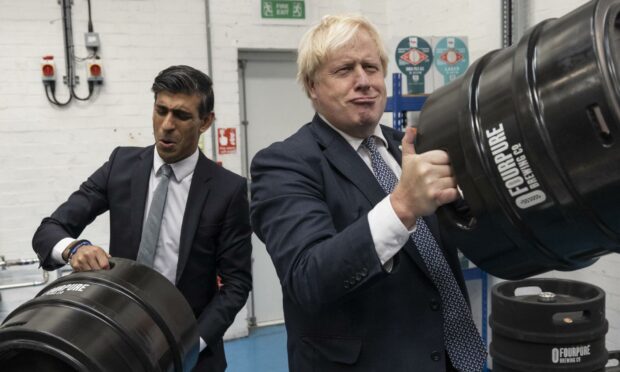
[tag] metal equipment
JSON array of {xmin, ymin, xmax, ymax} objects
[{"xmin": 0, "ymin": 256, "xmax": 49, "ymax": 291}]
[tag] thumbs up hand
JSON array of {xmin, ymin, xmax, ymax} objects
[{"xmin": 390, "ymin": 127, "xmax": 459, "ymax": 229}]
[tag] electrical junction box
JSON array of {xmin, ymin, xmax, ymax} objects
[{"xmin": 84, "ymin": 32, "xmax": 100, "ymax": 50}]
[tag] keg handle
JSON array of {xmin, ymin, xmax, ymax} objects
[
  {"xmin": 439, "ymin": 197, "xmax": 477, "ymax": 231},
  {"xmin": 607, "ymin": 350, "xmax": 620, "ymax": 371}
]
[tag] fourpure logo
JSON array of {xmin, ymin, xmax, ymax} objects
[
  {"xmin": 485, "ymin": 122, "xmax": 547, "ymax": 209},
  {"xmin": 43, "ymin": 283, "xmax": 91, "ymax": 296},
  {"xmin": 551, "ymin": 345, "xmax": 591, "ymax": 364}
]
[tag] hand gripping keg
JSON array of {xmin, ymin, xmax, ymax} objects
[
  {"xmin": 416, "ymin": 0, "xmax": 620, "ymax": 279},
  {"xmin": 0, "ymin": 258, "xmax": 199, "ymax": 372}
]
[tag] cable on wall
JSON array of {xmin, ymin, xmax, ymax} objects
[{"xmin": 43, "ymin": 0, "xmax": 103, "ymax": 107}]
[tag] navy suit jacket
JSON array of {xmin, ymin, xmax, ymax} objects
[
  {"xmin": 33, "ymin": 146, "xmax": 252, "ymax": 372},
  {"xmin": 251, "ymin": 115, "xmax": 467, "ymax": 372}
]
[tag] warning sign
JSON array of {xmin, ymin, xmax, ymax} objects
[{"xmin": 217, "ymin": 128, "xmax": 237, "ymax": 155}]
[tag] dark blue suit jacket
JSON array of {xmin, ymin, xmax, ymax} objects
[
  {"xmin": 251, "ymin": 115, "xmax": 466, "ymax": 372},
  {"xmin": 33, "ymin": 146, "xmax": 252, "ymax": 372}
]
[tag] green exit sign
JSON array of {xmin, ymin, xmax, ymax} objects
[{"xmin": 261, "ymin": 0, "xmax": 305, "ymax": 19}]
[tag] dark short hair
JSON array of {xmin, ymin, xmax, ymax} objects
[{"xmin": 151, "ymin": 65, "xmax": 214, "ymax": 119}]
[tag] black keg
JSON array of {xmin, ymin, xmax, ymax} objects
[
  {"xmin": 417, "ymin": 0, "xmax": 620, "ymax": 279},
  {"xmin": 489, "ymin": 278, "xmax": 616, "ymax": 371},
  {"xmin": 0, "ymin": 258, "xmax": 199, "ymax": 372}
]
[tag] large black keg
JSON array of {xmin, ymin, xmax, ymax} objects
[
  {"xmin": 0, "ymin": 258, "xmax": 198, "ymax": 371},
  {"xmin": 417, "ymin": 0, "xmax": 620, "ymax": 279},
  {"xmin": 490, "ymin": 278, "xmax": 619, "ymax": 371}
]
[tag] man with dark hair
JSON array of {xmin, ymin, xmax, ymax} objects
[{"xmin": 33, "ymin": 65, "xmax": 252, "ymax": 372}]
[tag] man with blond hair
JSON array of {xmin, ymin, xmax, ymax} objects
[{"xmin": 251, "ymin": 15, "xmax": 487, "ymax": 372}]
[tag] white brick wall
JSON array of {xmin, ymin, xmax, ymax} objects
[{"xmin": 1, "ymin": 0, "xmax": 619, "ymax": 354}]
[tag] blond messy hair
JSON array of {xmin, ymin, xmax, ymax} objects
[{"xmin": 297, "ymin": 14, "xmax": 388, "ymax": 97}]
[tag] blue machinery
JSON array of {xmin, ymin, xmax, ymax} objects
[{"xmin": 385, "ymin": 72, "xmax": 490, "ymax": 371}]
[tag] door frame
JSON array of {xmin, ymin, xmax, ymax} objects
[{"xmin": 237, "ymin": 49, "xmax": 298, "ymax": 326}]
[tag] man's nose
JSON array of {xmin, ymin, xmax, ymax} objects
[
  {"xmin": 161, "ymin": 113, "xmax": 175, "ymax": 130},
  {"xmin": 354, "ymin": 66, "xmax": 370, "ymax": 89}
]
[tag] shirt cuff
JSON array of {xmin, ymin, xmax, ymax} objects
[
  {"xmin": 199, "ymin": 337, "xmax": 207, "ymax": 352},
  {"xmin": 368, "ymin": 196, "xmax": 415, "ymax": 266},
  {"xmin": 51, "ymin": 237, "xmax": 76, "ymax": 264}
]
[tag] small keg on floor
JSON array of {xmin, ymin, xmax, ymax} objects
[
  {"xmin": 490, "ymin": 278, "xmax": 619, "ymax": 371},
  {"xmin": 0, "ymin": 258, "xmax": 199, "ymax": 372}
]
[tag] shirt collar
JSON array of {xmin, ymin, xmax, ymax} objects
[
  {"xmin": 318, "ymin": 113, "xmax": 388, "ymax": 151},
  {"xmin": 152, "ymin": 148, "xmax": 199, "ymax": 182}
]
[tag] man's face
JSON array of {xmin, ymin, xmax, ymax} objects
[
  {"xmin": 309, "ymin": 30, "xmax": 386, "ymax": 139},
  {"xmin": 152, "ymin": 91, "xmax": 213, "ymax": 164}
]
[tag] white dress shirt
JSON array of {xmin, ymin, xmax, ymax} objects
[
  {"xmin": 147, "ymin": 148, "xmax": 196, "ymax": 284},
  {"xmin": 319, "ymin": 115, "xmax": 414, "ymax": 269}
]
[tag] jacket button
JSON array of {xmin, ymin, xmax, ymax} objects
[
  {"xmin": 361, "ymin": 267, "xmax": 368, "ymax": 276},
  {"xmin": 430, "ymin": 299, "xmax": 440, "ymax": 311},
  {"xmin": 430, "ymin": 351, "xmax": 441, "ymax": 362},
  {"xmin": 344, "ymin": 280, "xmax": 351, "ymax": 289},
  {"xmin": 355, "ymin": 273, "xmax": 362, "ymax": 281}
]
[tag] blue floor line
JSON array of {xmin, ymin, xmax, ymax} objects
[{"xmin": 224, "ymin": 324, "xmax": 288, "ymax": 372}]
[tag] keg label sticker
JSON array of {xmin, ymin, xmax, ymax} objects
[
  {"xmin": 551, "ymin": 345, "xmax": 591, "ymax": 364},
  {"xmin": 42, "ymin": 283, "xmax": 91, "ymax": 296},
  {"xmin": 485, "ymin": 123, "xmax": 547, "ymax": 209}
]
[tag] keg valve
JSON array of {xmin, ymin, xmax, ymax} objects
[{"xmin": 537, "ymin": 291, "xmax": 557, "ymax": 303}]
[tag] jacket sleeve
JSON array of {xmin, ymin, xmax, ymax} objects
[
  {"xmin": 32, "ymin": 147, "xmax": 119, "ymax": 270},
  {"xmin": 250, "ymin": 142, "xmax": 388, "ymax": 314}
]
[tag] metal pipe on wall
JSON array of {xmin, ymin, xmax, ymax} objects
[{"xmin": 205, "ymin": 0, "xmax": 217, "ymax": 161}]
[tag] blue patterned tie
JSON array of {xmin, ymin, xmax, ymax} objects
[
  {"xmin": 137, "ymin": 164, "xmax": 173, "ymax": 267},
  {"xmin": 362, "ymin": 136, "xmax": 487, "ymax": 372}
]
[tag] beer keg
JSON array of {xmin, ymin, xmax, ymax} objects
[
  {"xmin": 0, "ymin": 258, "xmax": 199, "ymax": 371},
  {"xmin": 417, "ymin": 0, "xmax": 620, "ymax": 279},
  {"xmin": 490, "ymin": 278, "xmax": 619, "ymax": 371}
]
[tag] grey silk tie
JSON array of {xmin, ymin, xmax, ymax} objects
[
  {"xmin": 362, "ymin": 136, "xmax": 487, "ymax": 372},
  {"xmin": 137, "ymin": 164, "xmax": 173, "ymax": 267}
]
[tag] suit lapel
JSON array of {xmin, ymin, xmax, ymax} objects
[
  {"xmin": 129, "ymin": 147, "xmax": 153, "ymax": 259},
  {"xmin": 311, "ymin": 116, "xmax": 385, "ymax": 206},
  {"xmin": 176, "ymin": 152, "xmax": 213, "ymax": 283},
  {"xmin": 382, "ymin": 125, "xmax": 403, "ymax": 166}
]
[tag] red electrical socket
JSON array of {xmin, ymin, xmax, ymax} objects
[
  {"xmin": 87, "ymin": 58, "xmax": 104, "ymax": 84},
  {"xmin": 41, "ymin": 55, "xmax": 56, "ymax": 82}
]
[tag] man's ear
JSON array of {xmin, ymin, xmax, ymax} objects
[
  {"xmin": 307, "ymin": 78, "xmax": 318, "ymax": 100},
  {"xmin": 200, "ymin": 112, "xmax": 215, "ymax": 133}
]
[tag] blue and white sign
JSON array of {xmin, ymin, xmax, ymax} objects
[{"xmin": 433, "ymin": 36, "xmax": 469, "ymax": 85}]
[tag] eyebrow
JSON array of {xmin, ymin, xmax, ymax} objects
[
  {"xmin": 155, "ymin": 103, "xmax": 190, "ymax": 112},
  {"xmin": 155, "ymin": 104, "xmax": 194, "ymax": 117}
]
